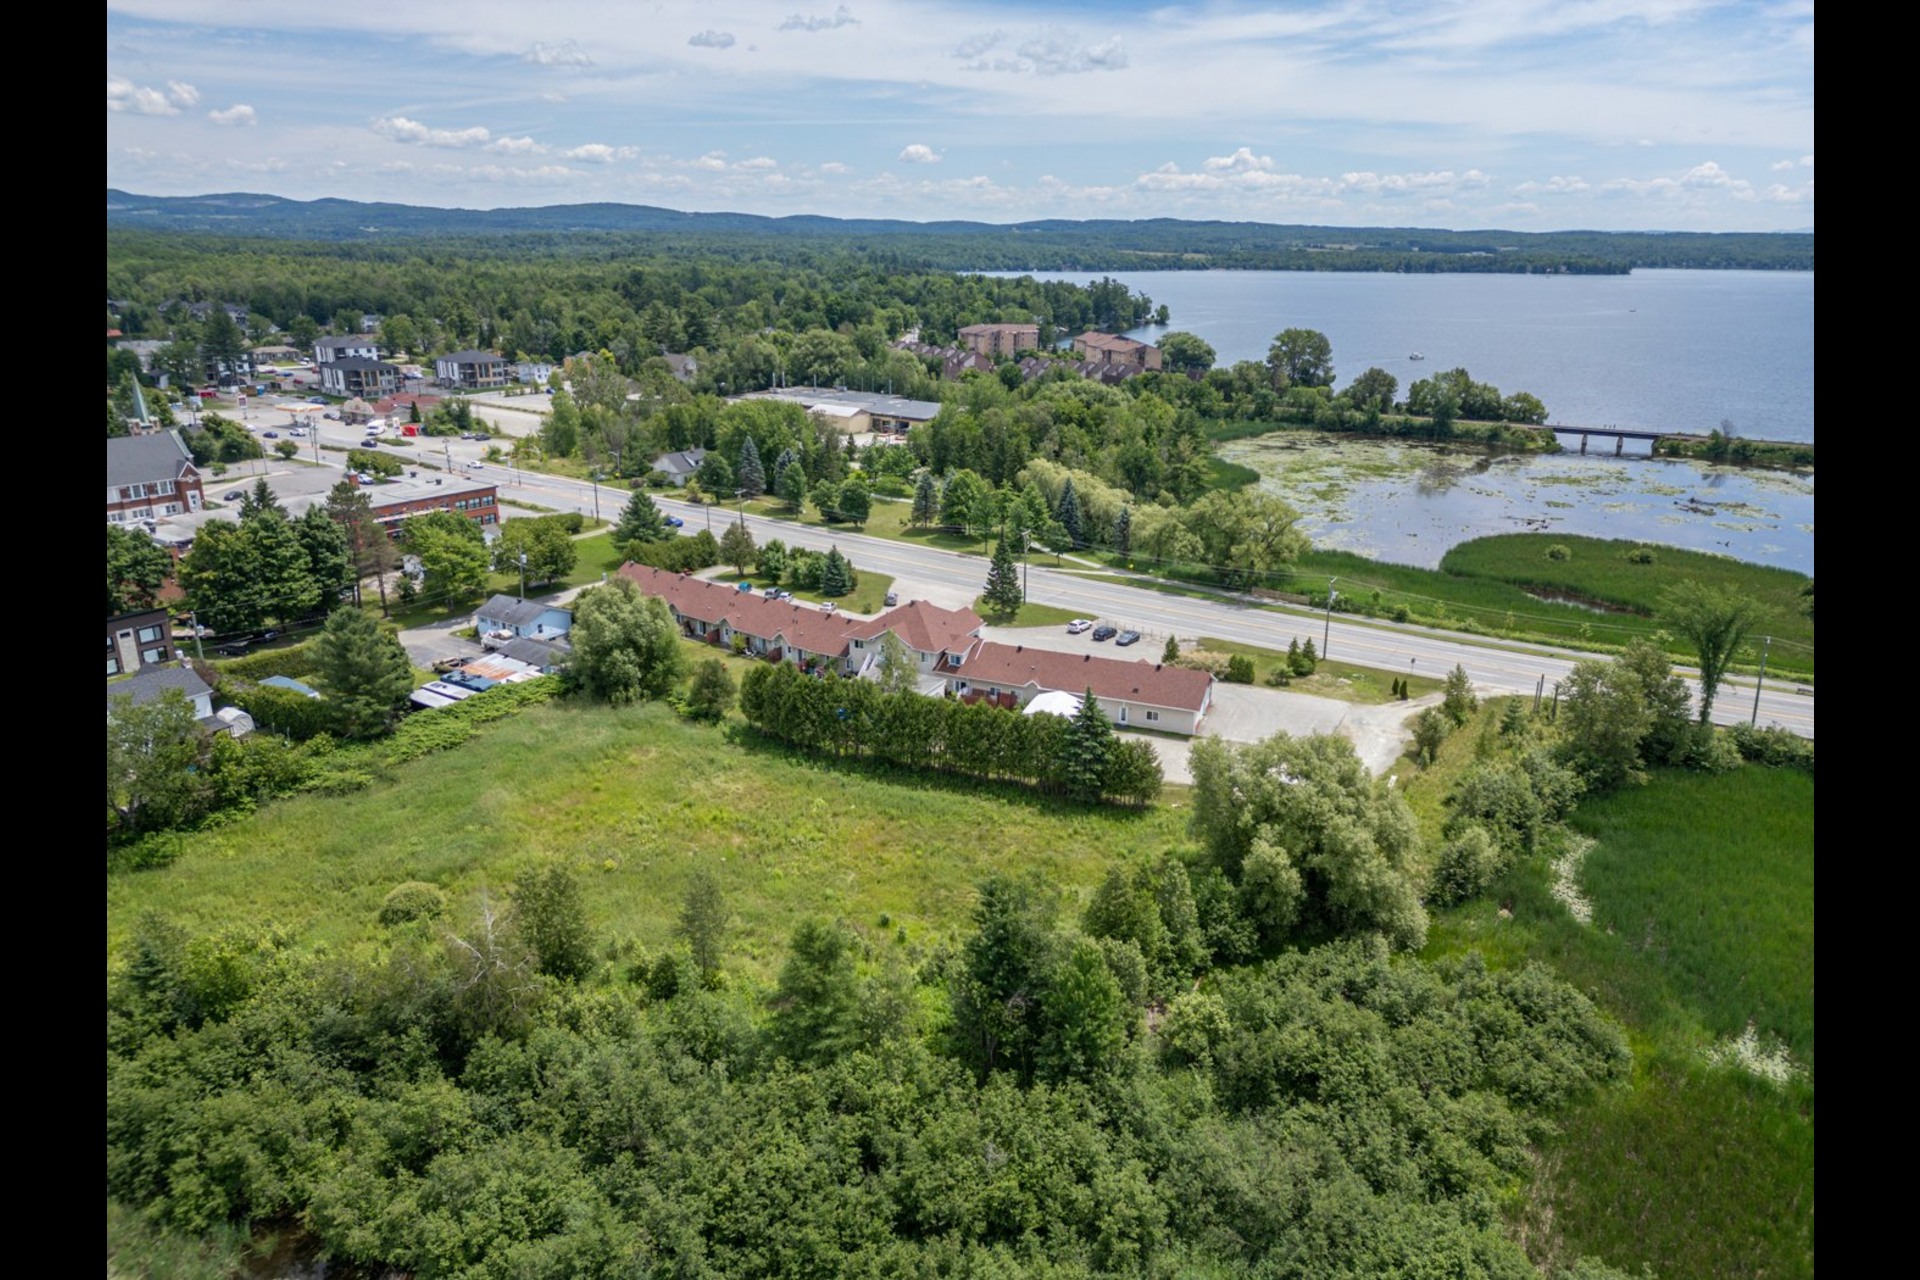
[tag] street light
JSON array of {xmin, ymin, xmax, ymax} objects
[
  {"xmin": 589, "ymin": 470, "xmax": 602, "ymax": 523},
  {"xmin": 1750, "ymin": 635, "xmax": 1772, "ymax": 726},
  {"xmin": 1322, "ymin": 576, "xmax": 1338, "ymax": 657},
  {"xmin": 517, "ymin": 550, "xmax": 528, "ymax": 601}
]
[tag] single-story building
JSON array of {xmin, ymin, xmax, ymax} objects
[
  {"xmin": 107, "ymin": 661, "xmax": 254, "ymax": 737},
  {"xmin": 940, "ymin": 641, "xmax": 1213, "ymax": 735},
  {"xmin": 361, "ymin": 475, "xmax": 501, "ymax": 531},
  {"xmin": 496, "ymin": 635, "xmax": 570, "ymax": 673},
  {"xmin": 732, "ymin": 387, "xmax": 943, "ymax": 435},
  {"xmin": 476, "ymin": 595, "xmax": 573, "ymax": 645}
]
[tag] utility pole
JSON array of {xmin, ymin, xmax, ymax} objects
[
  {"xmin": 188, "ymin": 609, "xmax": 204, "ymax": 662},
  {"xmin": 1322, "ymin": 576, "xmax": 1338, "ymax": 658},
  {"xmin": 1750, "ymin": 635, "xmax": 1771, "ymax": 726},
  {"xmin": 518, "ymin": 550, "xmax": 528, "ymax": 602}
]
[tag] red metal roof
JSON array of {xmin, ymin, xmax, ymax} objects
[{"xmin": 945, "ymin": 640, "xmax": 1212, "ymax": 713}]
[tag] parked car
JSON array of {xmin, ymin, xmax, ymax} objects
[
  {"xmin": 664, "ymin": 515, "xmax": 684, "ymax": 528},
  {"xmin": 307, "ymin": 396, "xmax": 328, "ymax": 405},
  {"xmin": 766, "ymin": 587, "xmax": 790, "ymax": 601},
  {"xmin": 1091, "ymin": 625, "xmax": 1118, "ymax": 641},
  {"xmin": 821, "ymin": 601, "xmax": 838, "ymax": 613},
  {"xmin": 1116, "ymin": 630, "xmax": 1142, "ymax": 647},
  {"xmin": 884, "ymin": 591, "xmax": 898, "ymax": 607},
  {"xmin": 432, "ymin": 655, "xmax": 472, "ymax": 674},
  {"xmin": 323, "ymin": 411, "xmax": 339, "ymax": 420},
  {"xmin": 736, "ymin": 581, "xmax": 755, "ymax": 593},
  {"xmin": 1067, "ymin": 619, "xmax": 1092, "ymax": 634}
]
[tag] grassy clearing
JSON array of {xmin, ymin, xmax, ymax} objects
[
  {"xmin": 1423, "ymin": 764, "xmax": 1814, "ymax": 1280},
  {"xmin": 1439, "ymin": 534, "xmax": 1813, "ymax": 656},
  {"xmin": 1203, "ymin": 456, "xmax": 1260, "ymax": 493},
  {"xmin": 1195, "ymin": 635, "xmax": 1443, "ymax": 705},
  {"xmin": 972, "ymin": 597, "xmax": 1087, "ymax": 628},
  {"xmin": 105, "ymin": 701, "xmax": 1184, "ymax": 978}
]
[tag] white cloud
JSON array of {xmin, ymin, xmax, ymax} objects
[
  {"xmin": 819, "ymin": 161, "xmax": 851, "ymax": 174},
  {"xmin": 491, "ymin": 135, "xmax": 541, "ymax": 154},
  {"xmin": 780, "ymin": 6, "xmax": 859, "ymax": 32},
  {"xmin": 1598, "ymin": 161, "xmax": 1755, "ymax": 201},
  {"xmin": 737, "ymin": 156, "xmax": 778, "ymax": 170},
  {"xmin": 208, "ymin": 104, "xmax": 257, "ymax": 127},
  {"xmin": 166, "ymin": 81, "xmax": 200, "ymax": 108},
  {"xmin": 898, "ymin": 143, "xmax": 940, "ymax": 164},
  {"xmin": 372, "ymin": 115, "xmax": 492, "ymax": 148},
  {"xmin": 1202, "ymin": 147, "xmax": 1273, "ymax": 174},
  {"xmin": 1769, "ymin": 158, "xmax": 1796, "ymax": 171},
  {"xmin": 427, "ymin": 163, "xmax": 580, "ymax": 184},
  {"xmin": 688, "ymin": 30, "xmax": 736, "ymax": 49},
  {"xmin": 1135, "ymin": 154, "xmax": 1490, "ymax": 204},
  {"xmin": 524, "ymin": 40, "xmax": 592, "ymax": 67},
  {"xmin": 691, "ymin": 151, "xmax": 730, "ymax": 171},
  {"xmin": 107, "ymin": 75, "xmax": 180, "ymax": 116},
  {"xmin": 1763, "ymin": 180, "xmax": 1813, "ymax": 204},
  {"xmin": 965, "ymin": 29, "xmax": 1127, "ymax": 74},
  {"xmin": 564, "ymin": 143, "xmax": 639, "ymax": 163},
  {"xmin": 1514, "ymin": 175, "xmax": 1588, "ymax": 194}
]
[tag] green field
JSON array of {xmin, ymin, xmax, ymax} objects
[
  {"xmin": 1195, "ymin": 635, "xmax": 1443, "ymax": 705},
  {"xmin": 105, "ymin": 701, "xmax": 1182, "ymax": 976},
  {"xmin": 1425, "ymin": 765, "xmax": 1815, "ymax": 1280}
]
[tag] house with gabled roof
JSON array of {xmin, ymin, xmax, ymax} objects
[
  {"xmin": 1071, "ymin": 332, "xmax": 1162, "ymax": 373},
  {"xmin": 107, "ymin": 430, "xmax": 204, "ymax": 524},
  {"xmin": 940, "ymin": 641, "xmax": 1213, "ymax": 734}
]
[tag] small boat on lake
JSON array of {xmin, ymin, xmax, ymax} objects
[{"xmin": 1409, "ymin": 352, "xmax": 1425, "ymax": 360}]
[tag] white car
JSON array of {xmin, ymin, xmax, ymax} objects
[{"xmin": 1067, "ymin": 619, "xmax": 1093, "ymax": 634}]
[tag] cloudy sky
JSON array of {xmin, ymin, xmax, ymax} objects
[{"xmin": 107, "ymin": 1, "xmax": 1813, "ymax": 231}]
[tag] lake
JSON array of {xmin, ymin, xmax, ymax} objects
[
  {"xmin": 1217, "ymin": 433, "xmax": 1813, "ymax": 574},
  {"xmin": 997, "ymin": 269, "xmax": 1815, "ymax": 443}
]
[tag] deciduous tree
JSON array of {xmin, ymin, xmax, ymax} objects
[
  {"xmin": 566, "ymin": 577, "xmax": 683, "ymax": 705},
  {"xmin": 1660, "ymin": 581, "xmax": 1762, "ymax": 723}
]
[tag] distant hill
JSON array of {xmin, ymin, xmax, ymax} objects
[{"xmin": 105, "ymin": 190, "xmax": 1814, "ymax": 272}]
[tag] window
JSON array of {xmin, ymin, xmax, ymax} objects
[
  {"xmin": 137, "ymin": 625, "xmax": 163, "ymax": 643},
  {"xmin": 107, "ymin": 656, "xmax": 121, "ymax": 676},
  {"xmin": 142, "ymin": 646, "xmax": 169, "ymax": 664},
  {"xmin": 1146, "ymin": 710, "xmax": 1160, "ymax": 723}
]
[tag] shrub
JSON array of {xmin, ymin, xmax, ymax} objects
[
  {"xmin": 1625, "ymin": 546, "xmax": 1657, "ymax": 565},
  {"xmin": 1391, "ymin": 604, "xmax": 1411, "ymax": 623},
  {"xmin": 379, "ymin": 881, "xmax": 448, "ymax": 926},
  {"xmin": 1264, "ymin": 668, "xmax": 1291, "ymax": 688},
  {"xmin": 1412, "ymin": 707, "xmax": 1451, "ymax": 765},
  {"xmin": 215, "ymin": 641, "xmax": 322, "ymax": 683},
  {"xmin": 1430, "ymin": 825, "xmax": 1505, "ymax": 905},
  {"xmin": 1224, "ymin": 655, "xmax": 1255, "ymax": 684},
  {"xmin": 1546, "ymin": 543, "xmax": 1571, "ymax": 561},
  {"xmin": 225, "ymin": 682, "xmax": 335, "ymax": 740},
  {"xmin": 1174, "ymin": 650, "xmax": 1232, "ymax": 677},
  {"xmin": 1724, "ymin": 722, "xmax": 1815, "ymax": 772}
]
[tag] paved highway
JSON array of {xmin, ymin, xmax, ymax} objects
[{"xmin": 471, "ymin": 463, "xmax": 1815, "ymax": 739}]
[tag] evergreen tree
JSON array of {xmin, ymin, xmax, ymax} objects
[
  {"xmin": 613, "ymin": 489, "xmax": 667, "ymax": 548},
  {"xmin": 982, "ymin": 535, "xmax": 1024, "ymax": 615},
  {"xmin": 1112, "ymin": 505, "xmax": 1132, "ymax": 557},
  {"xmin": 820, "ymin": 546, "xmax": 854, "ymax": 597},
  {"xmin": 910, "ymin": 471, "xmax": 938, "ymax": 527},
  {"xmin": 679, "ymin": 869, "xmax": 728, "ymax": 983},
  {"xmin": 312, "ymin": 607, "xmax": 413, "ymax": 738},
  {"xmin": 737, "ymin": 435, "xmax": 766, "ymax": 499},
  {"xmin": 1055, "ymin": 478, "xmax": 1085, "ymax": 549},
  {"xmin": 770, "ymin": 919, "xmax": 864, "ymax": 1065},
  {"xmin": 1062, "ymin": 690, "xmax": 1117, "ymax": 802},
  {"xmin": 777, "ymin": 461, "xmax": 808, "ymax": 512},
  {"xmin": 685, "ymin": 658, "xmax": 737, "ymax": 723},
  {"xmin": 238, "ymin": 478, "xmax": 286, "ymax": 522},
  {"xmin": 1162, "ymin": 634, "xmax": 1181, "ymax": 664},
  {"xmin": 770, "ymin": 446, "xmax": 798, "ymax": 496},
  {"xmin": 1442, "ymin": 664, "xmax": 1478, "ymax": 725}
]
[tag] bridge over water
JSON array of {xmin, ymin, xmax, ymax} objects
[{"xmin": 1540, "ymin": 425, "xmax": 1812, "ymax": 458}]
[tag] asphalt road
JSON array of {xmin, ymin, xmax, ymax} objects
[
  {"xmin": 464, "ymin": 467, "xmax": 1814, "ymax": 739},
  {"xmin": 193, "ymin": 387, "xmax": 1814, "ymax": 739}
]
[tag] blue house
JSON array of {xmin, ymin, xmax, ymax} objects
[{"xmin": 476, "ymin": 594, "xmax": 572, "ymax": 646}]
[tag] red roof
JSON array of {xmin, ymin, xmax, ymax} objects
[
  {"xmin": 946, "ymin": 641, "xmax": 1212, "ymax": 713},
  {"xmin": 843, "ymin": 599, "xmax": 982, "ymax": 657}
]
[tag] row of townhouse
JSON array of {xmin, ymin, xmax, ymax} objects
[{"xmin": 618, "ymin": 564, "xmax": 1214, "ymax": 733}]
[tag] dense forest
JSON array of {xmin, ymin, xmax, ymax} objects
[{"xmin": 107, "ymin": 189, "xmax": 1814, "ymax": 272}]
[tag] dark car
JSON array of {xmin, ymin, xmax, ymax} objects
[
  {"xmin": 217, "ymin": 642, "xmax": 250, "ymax": 657},
  {"xmin": 1091, "ymin": 625, "xmax": 1118, "ymax": 641},
  {"xmin": 307, "ymin": 396, "xmax": 328, "ymax": 405},
  {"xmin": 1115, "ymin": 630, "xmax": 1142, "ymax": 646},
  {"xmin": 262, "ymin": 430, "xmax": 280, "ymax": 438},
  {"xmin": 665, "ymin": 515, "xmax": 685, "ymax": 528}
]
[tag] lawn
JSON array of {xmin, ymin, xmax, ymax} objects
[
  {"xmin": 971, "ymin": 597, "xmax": 1087, "ymax": 628},
  {"xmin": 1195, "ymin": 635, "xmax": 1443, "ymax": 705},
  {"xmin": 1423, "ymin": 764, "xmax": 1815, "ymax": 1280},
  {"xmin": 105, "ymin": 701, "xmax": 1185, "ymax": 978}
]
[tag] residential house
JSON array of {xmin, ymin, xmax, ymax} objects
[
  {"xmin": 319, "ymin": 358, "xmax": 400, "ymax": 399},
  {"xmin": 107, "ymin": 431, "xmax": 204, "ymax": 524},
  {"xmin": 842, "ymin": 600, "xmax": 985, "ymax": 683},
  {"xmin": 314, "ymin": 336, "xmax": 380, "ymax": 365},
  {"xmin": 661, "ymin": 353, "xmax": 699, "ymax": 383},
  {"xmin": 652, "ymin": 448, "xmax": 708, "ymax": 486},
  {"xmin": 107, "ymin": 661, "xmax": 254, "ymax": 737},
  {"xmin": 513, "ymin": 360, "xmax": 555, "ymax": 385},
  {"xmin": 496, "ymin": 635, "xmax": 569, "ymax": 673},
  {"xmin": 958, "ymin": 323, "xmax": 1040, "ymax": 359},
  {"xmin": 1071, "ymin": 332, "xmax": 1162, "ymax": 373},
  {"xmin": 360, "ymin": 313, "xmax": 383, "ymax": 334},
  {"xmin": 107, "ymin": 609, "xmax": 172, "ymax": 676},
  {"xmin": 940, "ymin": 641, "xmax": 1213, "ymax": 735},
  {"xmin": 476, "ymin": 595, "xmax": 573, "ymax": 645},
  {"xmin": 435, "ymin": 349, "xmax": 509, "ymax": 390}
]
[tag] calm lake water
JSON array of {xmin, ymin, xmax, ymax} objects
[
  {"xmin": 1003, "ymin": 269, "xmax": 1815, "ymax": 443},
  {"xmin": 1217, "ymin": 434, "xmax": 1814, "ymax": 574}
]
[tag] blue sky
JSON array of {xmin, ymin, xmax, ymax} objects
[{"xmin": 107, "ymin": 1, "xmax": 1813, "ymax": 231}]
